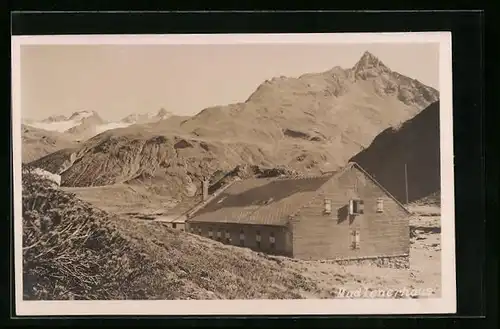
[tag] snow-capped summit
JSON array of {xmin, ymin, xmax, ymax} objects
[
  {"xmin": 155, "ymin": 108, "xmax": 172, "ymax": 120},
  {"xmin": 27, "ymin": 110, "xmax": 104, "ymax": 134},
  {"xmin": 23, "ymin": 108, "xmax": 174, "ymax": 141},
  {"xmin": 121, "ymin": 108, "xmax": 173, "ymax": 124},
  {"xmin": 68, "ymin": 110, "xmax": 96, "ymax": 121}
]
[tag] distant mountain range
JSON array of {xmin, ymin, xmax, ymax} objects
[
  {"xmin": 23, "ymin": 108, "xmax": 173, "ymax": 140},
  {"xmin": 26, "ymin": 51, "xmax": 440, "ymax": 201},
  {"xmin": 121, "ymin": 108, "xmax": 172, "ymax": 124}
]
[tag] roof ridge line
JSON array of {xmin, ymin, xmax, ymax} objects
[
  {"xmin": 288, "ymin": 163, "xmax": 354, "ymax": 218},
  {"xmin": 348, "ymin": 162, "xmax": 411, "ymax": 215},
  {"xmin": 271, "ymin": 173, "xmax": 335, "ymax": 180}
]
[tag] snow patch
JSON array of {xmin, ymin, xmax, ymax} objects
[
  {"xmin": 94, "ymin": 122, "xmax": 133, "ymax": 134},
  {"xmin": 29, "ymin": 120, "xmax": 81, "ymax": 133},
  {"xmin": 31, "ymin": 168, "xmax": 61, "ymax": 186}
]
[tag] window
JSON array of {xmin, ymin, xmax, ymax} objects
[
  {"xmin": 324, "ymin": 198, "xmax": 332, "ymax": 214},
  {"xmin": 256, "ymin": 230, "xmax": 261, "ymax": 248},
  {"xmin": 217, "ymin": 230, "xmax": 222, "ymax": 241},
  {"xmin": 198, "ymin": 227, "xmax": 202, "ymax": 235},
  {"xmin": 190, "ymin": 227, "xmax": 194, "ymax": 233},
  {"xmin": 239, "ymin": 230, "xmax": 245, "ymax": 246},
  {"xmin": 349, "ymin": 199, "xmax": 364, "ymax": 215},
  {"xmin": 350, "ymin": 229, "xmax": 360, "ymax": 249},
  {"xmin": 376, "ymin": 198, "xmax": 384, "ymax": 213},
  {"xmin": 208, "ymin": 228, "xmax": 213, "ymax": 238},
  {"xmin": 172, "ymin": 223, "xmax": 177, "ymax": 229},
  {"xmin": 225, "ymin": 230, "xmax": 231, "ymax": 243},
  {"xmin": 270, "ymin": 232, "xmax": 276, "ymax": 249}
]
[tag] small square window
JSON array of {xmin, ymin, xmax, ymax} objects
[
  {"xmin": 350, "ymin": 229, "xmax": 360, "ymax": 249},
  {"xmin": 172, "ymin": 223, "xmax": 177, "ymax": 229},
  {"xmin": 256, "ymin": 230, "xmax": 261, "ymax": 248},
  {"xmin": 198, "ymin": 228, "xmax": 202, "ymax": 234},
  {"xmin": 239, "ymin": 230, "xmax": 245, "ymax": 246},
  {"xmin": 208, "ymin": 229, "xmax": 213, "ymax": 238},
  {"xmin": 324, "ymin": 198, "xmax": 332, "ymax": 214},
  {"xmin": 270, "ymin": 232, "xmax": 276, "ymax": 249},
  {"xmin": 376, "ymin": 198, "xmax": 384, "ymax": 213},
  {"xmin": 349, "ymin": 199, "xmax": 364, "ymax": 215}
]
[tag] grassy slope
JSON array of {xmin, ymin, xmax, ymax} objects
[{"xmin": 22, "ymin": 169, "xmax": 319, "ymax": 300}]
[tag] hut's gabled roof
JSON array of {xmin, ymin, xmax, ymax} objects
[
  {"xmin": 187, "ymin": 173, "xmax": 336, "ymax": 226},
  {"xmin": 187, "ymin": 162, "xmax": 411, "ymax": 226}
]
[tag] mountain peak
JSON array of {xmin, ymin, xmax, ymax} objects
[
  {"xmin": 157, "ymin": 108, "xmax": 169, "ymax": 117},
  {"xmin": 68, "ymin": 110, "xmax": 98, "ymax": 121},
  {"xmin": 352, "ymin": 51, "xmax": 391, "ymax": 78},
  {"xmin": 353, "ymin": 51, "xmax": 388, "ymax": 70},
  {"xmin": 360, "ymin": 50, "xmax": 378, "ymax": 61}
]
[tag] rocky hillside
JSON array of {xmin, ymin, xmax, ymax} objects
[
  {"xmin": 29, "ymin": 51, "xmax": 439, "ymax": 200},
  {"xmin": 350, "ymin": 101, "xmax": 440, "ymax": 204},
  {"xmin": 21, "ymin": 124, "xmax": 76, "ymax": 163}
]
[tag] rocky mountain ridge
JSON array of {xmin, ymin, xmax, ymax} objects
[
  {"xmin": 350, "ymin": 101, "xmax": 441, "ymax": 204},
  {"xmin": 28, "ymin": 51, "xmax": 440, "ymax": 201}
]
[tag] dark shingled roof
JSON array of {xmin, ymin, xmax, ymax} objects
[{"xmin": 188, "ymin": 173, "xmax": 336, "ymax": 226}]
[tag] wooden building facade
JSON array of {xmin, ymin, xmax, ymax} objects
[{"xmin": 187, "ymin": 162, "xmax": 410, "ymax": 261}]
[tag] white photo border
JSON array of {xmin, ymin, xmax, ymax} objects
[{"xmin": 11, "ymin": 32, "xmax": 455, "ymax": 316}]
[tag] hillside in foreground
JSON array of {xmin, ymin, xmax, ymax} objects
[
  {"xmin": 22, "ymin": 168, "xmax": 441, "ymax": 300},
  {"xmin": 22, "ymin": 166, "xmax": 314, "ymax": 299}
]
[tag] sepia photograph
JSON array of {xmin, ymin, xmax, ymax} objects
[{"xmin": 11, "ymin": 32, "xmax": 455, "ymax": 315}]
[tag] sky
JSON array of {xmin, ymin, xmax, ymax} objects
[{"xmin": 20, "ymin": 43, "xmax": 439, "ymax": 121}]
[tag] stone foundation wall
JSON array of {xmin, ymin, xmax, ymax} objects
[{"xmin": 333, "ymin": 255, "xmax": 410, "ymax": 269}]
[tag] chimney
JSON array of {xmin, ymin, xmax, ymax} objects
[{"xmin": 202, "ymin": 179, "xmax": 209, "ymax": 201}]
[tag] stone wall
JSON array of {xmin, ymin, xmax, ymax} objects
[{"xmin": 333, "ymin": 254, "xmax": 410, "ymax": 269}]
